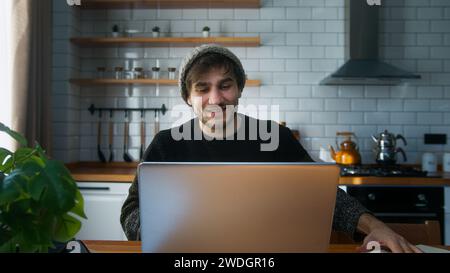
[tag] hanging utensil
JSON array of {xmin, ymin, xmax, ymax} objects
[
  {"xmin": 97, "ymin": 111, "xmax": 106, "ymax": 163},
  {"xmin": 154, "ymin": 110, "xmax": 160, "ymax": 135},
  {"xmin": 123, "ymin": 111, "xmax": 133, "ymax": 162},
  {"xmin": 140, "ymin": 110, "xmax": 145, "ymax": 160},
  {"xmin": 108, "ymin": 111, "xmax": 114, "ymax": 162}
]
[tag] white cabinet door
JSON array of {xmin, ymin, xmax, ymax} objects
[{"xmin": 75, "ymin": 182, "xmax": 131, "ymax": 241}]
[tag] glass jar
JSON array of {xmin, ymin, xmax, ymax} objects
[
  {"xmin": 168, "ymin": 67, "xmax": 177, "ymax": 80},
  {"xmin": 114, "ymin": 67, "xmax": 124, "ymax": 80},
  {"xmin": 152, "ymin": 67, "xmax": 160, "ymax": 79},
  {"xmin": 96, "ymin": 67, "xmax": 106, "ymax": 79},
  {"xmin": 134, "ymin": 67, "xmax": 144, "ymax": 79}
]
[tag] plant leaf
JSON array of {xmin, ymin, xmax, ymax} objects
[
  {"xmin": 69, "ymin": 189, "xmax": 87, "ymax": 219},
  {"xmin": 0, "ymin": 170, "xmax": 25, "ymax": 206},
  {"xmin": 38, "ymin": 160, "xmax": 76, "ymax": 214},
  {"xmin": 0, "ymin": 148, "xmax": 13, "ymax": 173},
  {"xmin": 0, "ymin": 123, "xmax": 27, "ymax": 147},
  {"xmin": 53, "ymin": 214, "xmax": 82, "ymax": 243}
]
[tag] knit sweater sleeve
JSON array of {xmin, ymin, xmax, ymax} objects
[
  {"xmin": 277, "ymin": 124, "xmax": 371, "ymax": 237},
  {"xmin": 120, "ymin": 132, "xmax": 167, "ymax": 240}
]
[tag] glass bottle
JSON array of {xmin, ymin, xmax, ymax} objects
[
  {"xmin": 168, "ymin": 67, "xmax": 176, "ymax": 80},
  {"xmin": 152, "ymin": 67, "xmax": 160, "ymax": 79},
  {"xmin": 114, "ymin": 67, "xmax": 124, "ymax": 80}
]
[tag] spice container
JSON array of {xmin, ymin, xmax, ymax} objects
[
  {"xmin": 96, "ymin": 67, "xmax": 106, "ymax": 79},
  {"xmin": 114, "ymin": 67, "xmax": 124, "ymax": 80},
  {"xmin": 152, "ymin": 67, "xmax": 160, "ymax": 79},
  {"xmin": 134, "ymin": 67, "xmax": 144, "ymax": 79},
  {"xmin": 168, "ymin": 67, "xmax": 177, "ymax": 80}
]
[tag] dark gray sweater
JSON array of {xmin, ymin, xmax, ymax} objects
[{"xmin": 120, "ymin": 116, "xmax": 370, "ymax": 240}]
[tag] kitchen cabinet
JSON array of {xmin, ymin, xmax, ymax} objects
[{"xmin": 75, "ymin": 182, "xmax": 131, "ymax": 241}]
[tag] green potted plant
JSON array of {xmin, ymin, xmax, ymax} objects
[
  {"xmin": 202, "ymin": 26, "xmax": 210, "ymax": 38},
  {"xmin": 112, "ymin": 24, "xmax": 120, "ymax": 38},
  {"xmin": 0, "ymin": 123, "xmax": 86, "ymax": 253},
  {"xmin": 152, "ymin": 26, "xmax": 160, "ymax": 38}
]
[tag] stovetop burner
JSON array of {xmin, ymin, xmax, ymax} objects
[{"xmin": 340, "ymin": 165, "xmax": 428, "ymax": 177}]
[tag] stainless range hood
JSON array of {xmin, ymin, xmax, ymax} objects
[{"xmin": 321, "ymin": 0, "xmax": 421, "ymax": 85}]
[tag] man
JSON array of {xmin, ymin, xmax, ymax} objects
[{"xmin": 121, "ymin": 45, "xmax": 421, "ymax": 253}]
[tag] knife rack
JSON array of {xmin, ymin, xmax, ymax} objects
[{"xmin": 88, "ymin": 104, "xmax": 167, "ymax": 116}]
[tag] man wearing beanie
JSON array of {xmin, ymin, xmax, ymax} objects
[{"xmin": 120, "ymin": 44, "xmax": 421, "ymax": 253}]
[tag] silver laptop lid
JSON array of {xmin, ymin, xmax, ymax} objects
[{"xmin": 138, "ymin": 163, "xmax": 339, "ymax": 253}]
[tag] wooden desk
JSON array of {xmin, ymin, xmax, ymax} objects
[{"xmin": 82, "ymin": 240, "xmax": 450, "ymax": 253}]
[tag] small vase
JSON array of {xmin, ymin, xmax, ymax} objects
[
  {"xmin": 202, "ymin": 31, "xmax": 210, "ymax": 38},
  {"xmin": 111, "ymin": 32, "xmax": 119, "ymax": 38},
  {"xmin": 152, "ymin": 31, "xmax": 160, "ymax": 38}
]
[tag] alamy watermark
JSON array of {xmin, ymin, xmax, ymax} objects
[
  {"xmin": 367, "ymin": 0, "xmax": 381, "ymax": 6},
  {"xmin": 67, "ymin": 0, "xmax": 81, "ymax": 6},
  {"xmin": 170, "ymin": 100, "xmax": 280, "ymax": 152}
]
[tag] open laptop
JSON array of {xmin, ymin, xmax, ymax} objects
[{"xmin": 138, "ymin": 163, "xmax": 340, "ymax": 253}]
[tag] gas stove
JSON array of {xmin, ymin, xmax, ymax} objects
[{"xmin": 340, "ymin": 165, "xmax": 428, "ymax": 177}]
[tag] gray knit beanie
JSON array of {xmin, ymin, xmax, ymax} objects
[{"xmin": 179, "ymin": 44, "xmax": 246, "ymax": 101}]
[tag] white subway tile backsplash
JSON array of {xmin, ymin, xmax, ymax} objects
[
  {"xmin": 312, "ymin": 112, "xmax": 337, "ymax": 124},
  {"xmin": 286, "ymin": 59, "xmax": 311, "ymax": 72},
  {"xmin": 273, "ymin": 72, "xmax": 299, "ymax": 84},
  {"xmin": 286, "ymin": 8, "xmax": 312, "ymax": 20},
  {"xmin": 338, "ymin": 112, "xmax": 364, "ymax": 124},
  {"xmin": 274, "ymin": 21, "xmax": 299, "ymax": 33},
  {"xmin": 285, "ymin": 112, "xmax": 311, "ymax": 124},
  {"xmin": 311, "ymin": 8, "xmax": 338, "ymax": 20},
  {"xmin": 248, "ymin": 20, "xmax": 273, "ymax": 33},
  {"xmin": 299, "ymin": 98, "xmax": 324, "ymax": 111},
  {"xmin": 299, "ymin": 46, "xmax": 325, "ymax": 59},
  {"xmin": 286, "ymin": 86, "xmax": 312, "ymax": 98},
  {"xmin": 417, "ymin": 113, "xmax": 443, "ymax": 124},
  {"xmin": 53, "ymin": 2, "xmax": 450, "ymax": 162},
  {"xmin": 273, "ymin": 46, "xmax": 298, "ymax": 58},
  {"xmin": 299, "ymin": 21, "xmax": 325, "ymax": 33},
  {"xmin": 324, "ymin": 99, "xmax": 350, "ymax": 111},
  {"xmin": 260, "ymin": 59, "xmax": 285, "ymax": 71},
  {"xmin": 260, "ymin": 33, "xmax": 286, "ymax": 45},
  {"xmin": 286, "ymin": 33, "xmax": 311, "ymax": 45},
  {"xmin": 351, "ymin": 99, "xmax": 377, "ymax": 111},
  {"xmin": 208, "ymin": 9, "xmax": 234, "ymax": 20},
  {"xmin": 377, "ymin": 99, "xmax": 403, "ymax": 111},
  {"xmin": 390, "ymin": 112, "xmax": 417, "ymax": 124},
  {"xmin": 260, "ymin": 8, "xmax": 285, "ymax": 20},
  {"xmin": 365, "ymin": 86, "xmax": 391, "ymax": 98},
  {"xmin": 417, "ymin": 86, "xmax": 444, "ymax": 98},
  {"xmin": 364, "ymin": 112, "xmax": 390, "ymax": 125},
  {"xmin": 312, "ymin": 33, "xmax": 338, "ymax": 46},
  {"xmin": 298, "ymin": 125, "xmax": 325, "ymax": 137}
]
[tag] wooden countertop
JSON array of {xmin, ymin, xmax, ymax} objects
[
  {"xmin": 82, "ymin": 240, "xmax": 450, "ymax": 253},
  {"xmin": 67, "ymin": 162, "xmax": 450, "ymax": 186}
]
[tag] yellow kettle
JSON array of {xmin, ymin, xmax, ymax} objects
[{"xmin": 329, "ymin": 132, "xmax": 361, "ymax": 165}]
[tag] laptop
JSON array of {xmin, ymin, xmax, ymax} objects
[{"xmin": 138, "ymin": 163, "xmax": 340, "ymax": 253}]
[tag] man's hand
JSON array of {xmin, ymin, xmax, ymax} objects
[{"xmin": 356, "ymin": 213, "xmax": 423, "ymax": 253}]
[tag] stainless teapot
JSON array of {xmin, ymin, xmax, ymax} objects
[{"xmin": 371, "ymin": 130, "xmax": 407, "ymax": 164}]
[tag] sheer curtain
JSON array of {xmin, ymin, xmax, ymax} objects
[
  {"xmin": 0, "ymin": 0, "xmax": 13, "ymax": 151},
  {"xmin": 11, "ymin": 0, "xmax": 52, "ymax": 154}
]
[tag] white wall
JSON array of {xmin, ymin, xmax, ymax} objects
[{"xmin": 52, "ymin": 0, "xmax": 450, "ymax": 164}]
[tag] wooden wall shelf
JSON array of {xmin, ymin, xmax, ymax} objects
[
  {"xmin": 78, "ymin": 0, "xmax": 261, "ymax": 9},
  {"xmin": 70, "ymin": 78, "xmax": 261, "ymax": 87},
  {"xmin": 70, "ymin": 36, "xmax": 260, "ymax": 47}
]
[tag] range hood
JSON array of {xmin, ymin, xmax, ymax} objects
[{"xmin": 321, "ymin": 0, "xmax": 421, "ymax": 85}]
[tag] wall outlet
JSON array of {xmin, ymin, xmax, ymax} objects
[{"xmin": 424, "ymin": 134, "xmax": 447, "ymax": 144}]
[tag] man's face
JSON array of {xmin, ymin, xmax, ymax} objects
[{"xmin": 187, "ymin": 67, "xmax": 241, "ymax": 129}]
